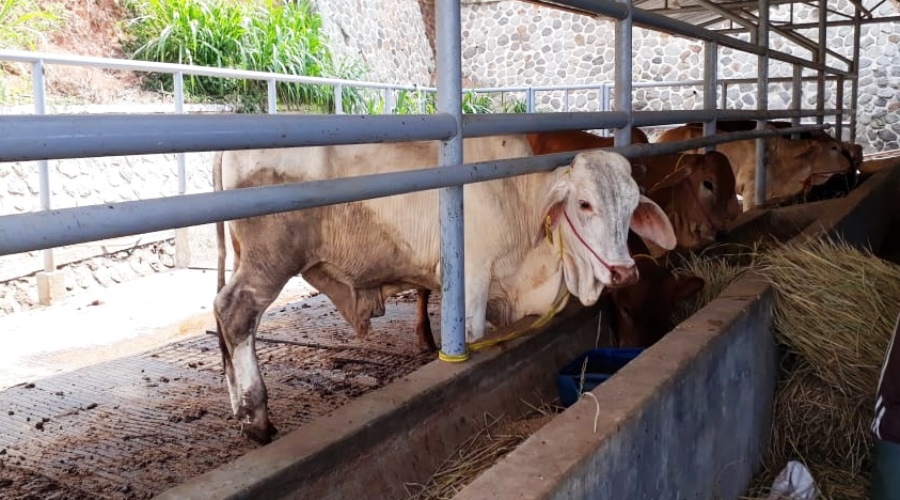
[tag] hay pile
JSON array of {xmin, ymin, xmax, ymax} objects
[
  {"xmin": 670, "ymin": 235, "xmax": 900, "ymax": 499},
  {"xmin": 763, "ymin": 236, "xmax": 900, "ymax": 400},
  {"xmin": 747, "ymin": 235, "xmax": 900, "ymax": 499},
  {"xmin": 404, "ymin": 402, "xmax": 562, "ymax": 500}
]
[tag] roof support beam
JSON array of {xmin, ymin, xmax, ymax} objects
[
  {"xmin": 718, "ymin": 15, "xmax": 900, "ymax": 31},
  {"xmin": 738, "ymin": 9, "xmax": 853, "ymax": 67},
  {"xmin": 691, "ymin": 0, "xmax": 758, "ymax": 38}
]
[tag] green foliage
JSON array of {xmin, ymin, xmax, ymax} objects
[
  {"xmin": 360, "ymin": 89, "xmax": 526, "ymax": 116},
  {"xmin": 0, "ymin": 0, "xmax": 63, "ymax": 50},
  {"xmin": 461, "ymin": 91, "xmax": 494, "ymax": 114},
  {"xmin": 122, "ymin": 0, "xmax": 363, "ymax": 113}
]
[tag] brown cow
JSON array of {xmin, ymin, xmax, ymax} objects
[
  {"xmin": 527, "ymin": 128, "xmax": 650, "ymax": 179},
  {"xmin": 636, "ymin": 151, "xmax": 740, "ymax": 256},
  {"xmin": 657, "ymin": 122, "xmax": 852, "ymax": 211},
  {"xmin": 688, "ymin": 120, "xmax": 862, "ymax": 200},
  {"xmin": 526, "ymin": 127, "xmax": 650, "ymax": 155},
  {"xmin": 608, "ymin": 233, "xmax": 704, "ymax": 348}
]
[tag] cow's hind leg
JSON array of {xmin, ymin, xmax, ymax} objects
[
  {"xmin": 214, "ymin": 264, "xmax": 292, "ymax": 444},
  {"xmin": 415, "ymin": 288, "xmax": 437, "ymax": 351}
]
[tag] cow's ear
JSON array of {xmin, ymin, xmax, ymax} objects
[
  {"xmin": 534, "ymin": 168, "xmax": 571, "ymax": 246},
  {"xmin": 630, "ymin": 195, "xmax": 676, "ymax": 250},
  {"xmin": 673, "ymin": 275, "xmax": 705, "ymax": 301}
]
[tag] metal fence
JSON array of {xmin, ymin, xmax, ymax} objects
[{"xmin": 0, "ymin": 0, "xmax": 853, "ymax": 361}]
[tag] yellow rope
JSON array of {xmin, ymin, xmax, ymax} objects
[
  {"xmin": 466, "ymin": 221, "xmax": 569, "ymax": 352},
  {"xmin": 632, "ymin": 252, "xmax": 658, "ymax": 264},
  {"xmin": 467, "ymin": 287, "xmax": 571, "ymax": 352}
]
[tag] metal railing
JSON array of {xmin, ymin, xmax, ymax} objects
[{"xmin": 0, "ymin": 0, "xmax": 853, "ymax": 362}]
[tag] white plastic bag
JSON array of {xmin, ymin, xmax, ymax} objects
[{"xmin": 766, "ymin": 461, "xmax": 819, "ymax": 500}]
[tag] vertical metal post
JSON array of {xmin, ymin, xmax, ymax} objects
[
  {"xmin": 267, "ymin": 78, "xmax": 277, "ymax": 114},
  {"xmin": 791, "ymin": 64, "xmax": 802, "ymax": 139},
  {"xmin": 174, "ymin": 72, "xmax": 187, "ymax": 197},
  {"xmin": 383, "ymin": 88, "xmax": 395, "ymax": 114},
  {"xmin": 33, "ymin": 60, "xmax": 54, "ymax": 273},
  {"xmin": 815, "ymin": 0, "xmax": 827, "ymax": 125},
  {"xmin": 563, "ymin": 89, "xmax": 570, "ymax": 112},
  {"xmin": 850, "ymin": 6, "xmax": 861, "ymax": 142},
  {"xmin": 755, "ymin": 0, "xmax": 769, "ymax": 209},
  {"xmin": 835, "ymin": 75, "xmax": 844, "ymax": 141},
  {"xmin": 334, "ymin": 84, "xmax": 344, "ymax": 114},
  {"xmin": 526, "ymin": 87, "xmax": 535, "ymax": 113},
  {"xmin": 703, "ymin": 40, "xmax": 718, "ymax": 152},
  {"xmin": 721, "ymin": 82, "xmax": 728, "ymax": 110},
  {"xmin": 614, "ymin": 0, "xmax": 634, "ymax": 147},
  {"xmin": 173, "ymin": 71, "xmax": 190, "ymax": 268},
  {"xmin": 601, "ymin": 83, "xmax": 610, "ymax": 112},
  {"xmin": 436, "ymin": 0, "xmax": 467, "ymax": 362}
]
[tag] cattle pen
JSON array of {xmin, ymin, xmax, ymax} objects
[{"xmin": 1, "ymin": 0, "xmax": 899, "ymax": 498}]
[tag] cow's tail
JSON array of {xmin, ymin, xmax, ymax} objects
[{"xmin": 213, "ymin": 150, "xmax": 226, "ymax": 297}]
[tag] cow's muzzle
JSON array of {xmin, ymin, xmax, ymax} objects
[{"xmin": 609, "ymin": 265, "xmax": 639, "ymax": 288}]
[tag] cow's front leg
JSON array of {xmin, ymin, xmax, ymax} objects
[
  {"xmin": 214, "ymin": 266, "xmax": 290, "ymax": 444},
  {"xmin": 464, "ymin": 273, "xmax": 491, "ymax": 343}
]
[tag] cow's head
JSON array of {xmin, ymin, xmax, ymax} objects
[
  {"xmin": 536, "ymin": 150, "xmax": 676, "ymax": 306},
  {"xmin": 610, "ymin": 257, "xmax": 705, "ymax": 348},
  {"xmin": 766, "ymin": 136, "xmax": 852, "ymax": 202},
  {"xmin": 645, "ymin": 151, "xmax": 740, "ymax": 250}
]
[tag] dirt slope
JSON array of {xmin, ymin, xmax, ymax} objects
[{"xmin": 4, "ymin": 0, "xmax": 156, "ymax": 104}]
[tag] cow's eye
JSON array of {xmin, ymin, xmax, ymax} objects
[
  {"xmin": 702, "ymin": 180, "xmax": 714, "ymax": 192},
  {"xmin": 578, "ymin": 200, "xmax": 592, "ymax": 211}
]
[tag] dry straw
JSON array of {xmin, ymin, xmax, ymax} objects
[
  {"xmin": 670, "ymin": 245, "xmax": 755, "ymax": 324},
  {"xmin": 763, "ymin": 361, "xmax": 874, "ymax": 478},
  {"xmin": 404, "ymin": 401, "xmax": 562, "ymax": 500},
  {"xmin": 758, "ymin": 235, "xmax": 900, "ymax": 401},
  {"xmin": 672, "ymin": 233, "xmax": 899, "ymax": 499}
]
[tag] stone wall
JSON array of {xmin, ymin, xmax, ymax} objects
[
  {"xmin": 312, "ymin": 0, "xmax": 435, "ymax": 86},
  {"xmin": 457, "ymin": 0, "xmax": 898, "ymax": 150},
  {"xmin": 0, "ymin": 149, "xmax": 215, "ymax": 315}
]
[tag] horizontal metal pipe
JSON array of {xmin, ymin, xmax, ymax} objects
[
  {"xmin": 625, "ymin": 124, "xmax": 829, "ymax": 157},
  {"xmin": 1, "ymin": 110, "xmax": 842, "ymax": 165},
  {"xmin": 631, "ymin": 110, "xmax": 716, "ymax": 127},
  {"xmin": 0, "ymin": 124, "xmax": 827, "ymax": 257},
  {"xmin": 0, "ymin": 49, "xmax": 423, "ymax": 92},
  {"xmin": 716, "ymin": 108, "xmax": 844, "ymax": 121},
  {"xmin": 630, "ymin": 108, "xmax": 843, "ymax": 127},
  {"xmin": 0, "ymin": 114, "xmax": 458, "ymax": 162},
  {"xmin": 462, "ymin": 111, "xmax": 629, "ymax": 136},
  {"xmin": 722, "ymin": 75, "xmax": 843, "ymax": 85}
]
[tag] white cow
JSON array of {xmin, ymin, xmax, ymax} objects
[{"xmin": 213, "ymin": 135, "xmax": 676, "ymax": 443}]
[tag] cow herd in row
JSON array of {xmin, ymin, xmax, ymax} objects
[{"xmin": 211, "ymin": 120, "xmax": 860, "ymax": 443}]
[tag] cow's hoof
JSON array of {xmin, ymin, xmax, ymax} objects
[{"xmin": 241, "ymin": 419, "xmax": 278, "ymax": 445}]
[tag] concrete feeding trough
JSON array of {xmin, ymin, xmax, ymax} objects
[{"xmin": 157, "ymin": 164, "xmax": 900, "ymax": 500}]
